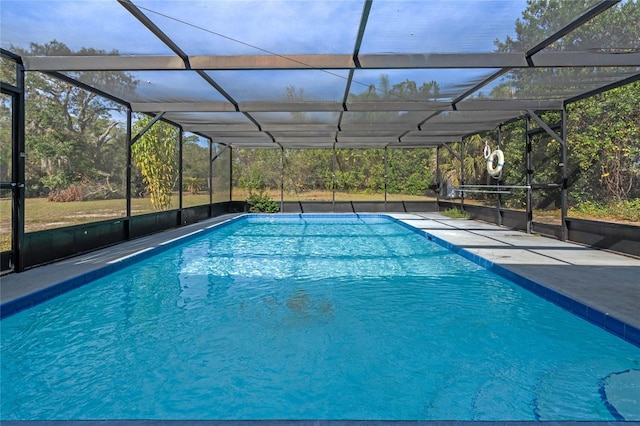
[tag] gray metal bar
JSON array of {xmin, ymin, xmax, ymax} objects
[
  {"xmin": 561, "ymin": 108, "xmax": 568, "ymax": 241},
  {"xmin": 460, "ymin": 138, "xmax": 465, "ymax": 210},
  {"xmin": 384, "ymin": 147, "xmax": 388, "ymax": 210},
  {"xmin": 526, "ymin": 109, "xmax": 564, "ymax": 146},
  {"xmin": 441, "ymin": 143, "xmax": 462, "ymax": 162},
  {"xmin": 347, "ymin": 101, "xmax": 450, "ymax": 111},
  {"xmin": 419, "ymin": 122, "xmax": 500, "ymax": 132},
  {"xmin": 22, "ymin": 50, "xmax": 640, "ymax": 72},
  {"xmin": 130, "ymin": 99, "xmax": 565, "ymax": 113},
  {"xmin": 280, "ymin": 147, "xmax": 284, "ymax": 212},
  {"xmin": 332, "ymin": 143, "xmax": 336, "ymax": 212},
  {"xmin": 229, "ymin": 148, "xmax": 233, "ymax": 203},
  {"xmin": 564, "ymin": 72, "xmax": 640, "ymax": 105},
  {"xmin": 456, "ymin": 99, "xmax": 564, "ymax": 111},
  {"xmin": 436, "ymin": 145, "xmax": 441, "ymax": 206},
  {"xmin": 457, "ymin": 185, "xmax": 531, "ymax": 189},
  {"xmin": 126, "ymin": 108, "xmax": 132, "ymax": 230},
  {"xmin": 14, "ymin": 61, "xmax": 26, "ymax": 271},
  {"xmin": 211, "ymin": 144, "xmax": 230, "ymax": 163},
  {"xmin": 178, "ymin": 127, "xmax": 183, "ymax": 213},
  {"xmin": 352, "ymin": 0, "xmax": 373, "ymax": 68},
  {"xmin": 361, "ymin": 53, "xmax": 526, "ymax": 69},
  {"xmin": 532, "ymin": 51, "xmax": 640, "ymax": 67},
  {"xmin": 451, "ymin": 68, "xmax": 511, "ymax": 107},
  {"xmin": 191, "ymin": 54, "xmax": 355, "ymax": 70},
  {"xmin": 117, "ymin": 0, "xmax": 191, "ymax": 68},
  {"xmin": 130, "ymin": 112, "xmax": 166, "ymax": 146},
  {"xmin": 195, "ymin": 70, "xmax": 240, "ymax": 112},
  {"xmin": 132, "ymin": 102, "xmax": 236, "ymax": 113},
  {"xmin": 240, "ymin": 101, "xmax": 344, "ymax": 112},
  {"xmin": 209, "ymin": 138, "xmax": 213, "ymax": 208},
  {"xmin": 526, "ymin": 1, "xmax": 619, "ymax": 61},
  {"xmin": 23, "ymin": 55, "xmax": 186, "ymax": 71},
  {"xmin": 496, "ymin": 126, "xmax": 503, "ymax": 226},
  {"xmin": 400, "ymin": 135, "xmax": 463, "ymax": 143},
  {"xmin": 458, "ymin": 189, "xmax": 511, "ymax": 194},
  {"xmin": 526, "ymin": 117, "xmax": 533, "ymax": 234},
  {"xmin": 46, "ymin": 71, "xmax": 131, "ymax": 108},
  {"xmin": 183, "ymin": 124, "xmax": 259, "ymax": 133}
]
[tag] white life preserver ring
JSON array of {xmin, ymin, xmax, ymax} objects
[{"xmin": 486, "ymin": 149, "xmax": 504, "ymax": 177}]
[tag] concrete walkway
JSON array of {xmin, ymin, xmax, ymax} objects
[
  {"xmin": 389, "ymin": 213, "xmax": 640, "ymax": 331},
  {"xmin": 2, "ymin": 212, "xmax": 639, "ymax": 333}
]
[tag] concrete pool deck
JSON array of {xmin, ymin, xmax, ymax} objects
[{"xmin": 1, "ymin": 212, "xmax": 639, "ymax": 335}]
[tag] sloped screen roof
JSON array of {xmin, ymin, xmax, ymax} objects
[{"xmin": 2, "ymin": 0, "xmax": 639, "ymax": 149}]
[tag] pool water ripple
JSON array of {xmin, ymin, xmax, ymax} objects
[{"xmin": 1, "ymin": 215, "xmax": 639, "ymax": 420}]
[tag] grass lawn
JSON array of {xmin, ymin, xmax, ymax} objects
[
  {"xmin": 0, "ymin": 190, "xmax": 435, "ymax": 251},
  {"xmin": 2, "ymin": 191, "xmax": 636, "ymax": 252}
]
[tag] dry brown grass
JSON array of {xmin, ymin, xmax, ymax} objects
[{"xmin": 0, "ymin": 190, "xmax": 436, "ymax": 251}]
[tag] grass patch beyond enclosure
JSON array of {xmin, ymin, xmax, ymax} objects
[{"xmin": 0, "ymin": 191, "xmax": 434, "ymax": 251}]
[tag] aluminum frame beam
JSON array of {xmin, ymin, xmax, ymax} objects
[
  {"xmin": 21, "ymin": 51, "xmax": 640, "ymax": 71},
  {"xmin": 131, "ymin": 100, "xmax": 565, "ymax": 113}
]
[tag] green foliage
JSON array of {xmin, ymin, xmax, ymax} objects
[
  {"xmin": 10, "ymin": 41, "xmax": 132, "ymax": 198},
  {"xmin": 183, "ymin": 176, "xmax": 204, "ymax": 195},
  {"xmin": 441, "ymin": 208, "xmax": 470, "ymax": 219},
  {"xmin": 131, "ymin": 116, "xmax": 179, "ymax": 211},
  {"xmin": 247, "ymin": 190, "xmax": 279, "ymax": 213},
  {"xmin": 570, "ymin": 199, "xmax": 640, "ymax": 222}
]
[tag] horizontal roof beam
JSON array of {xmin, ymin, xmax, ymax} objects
[
  {"xmin": 23, "ymin": 55, "xmax": 187, "ymax": 71},
  {"xmin": 418, "ymin": 122, "xmax": 498, "ymax": 132},
  {"xmin": 22, "ymin": 51, "xmax": 640, "ymax": 71},
  {"xmin": 131, "ymin": 102, "xmax": 236, "ymax": 112},
  {"xmin": 340, "ymin": 123, "xmax": 419, "ymax": 131},
  {"xmin": 190, "ymin": 54, "xmax": 355, "ymax": 70},
  {"xmin": 131, "ymin": 99, "xmax": 565, "ymax": 114},
  {"xmin": 401, "ymin": 135, "xmax": 462, "ymax": 143},
  {"xmin": 182, "ymin": 124, "xmax": 259, "ymax": 132}
]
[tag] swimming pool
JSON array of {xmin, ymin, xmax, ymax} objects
[{"xmin": 1, "ymin": 214, "xmax": 639, "ymax": 420}]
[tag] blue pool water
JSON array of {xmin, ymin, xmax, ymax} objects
[{"xmin": 1, "ymin": 214, "xmax": 639, "ymax": 420}]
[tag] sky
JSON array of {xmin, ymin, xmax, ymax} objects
[
  {"xmin": 2, "ymin": 0, "xmax": 527, "ymax": 55},
  {"xmin": 1, "ymin": 0, "xmax": 531, "ymax": 102}
]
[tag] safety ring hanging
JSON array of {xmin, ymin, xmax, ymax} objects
[{"xmin": 486, "ymin": 148, "xmax": 505, "ymax": 178}]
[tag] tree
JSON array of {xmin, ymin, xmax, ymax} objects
[
  {"xmin": 6, "ymin": 41, "xmax": 136, "ymax": 198},
  {"xmin": 494, "ymin": 1, "xmax": 640, "ymax": 207},
  {"xmin": 131, "ymin": 116, "xmax": 179, "ymax": 211}
]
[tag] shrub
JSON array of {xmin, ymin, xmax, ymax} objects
[
  {"xmin": 441, "ymin": 207, "xmax": 470, "ymax": 219},
  {"xmin": 47, "ymin": 184, "xmax": 83, "ymax": 202},
  {"xmin": 247, "ymin": 191, "xmax": 279, "ymax": 213}
]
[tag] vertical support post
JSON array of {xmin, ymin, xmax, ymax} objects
[
  {"xmin": 436, "ymin": 145, "xmax": 440, "ymax": 210},
  {"xmin": 178, "ymin": 127, "xmax": 183, "ymax": 225},
  {"xmin": 229, "ymin": 148, "xmax": 233, "ymax": 203},
  {"xmin": 526, "ymin": 116, "xmax": 533, "ymax": 234},
  {"xmin": 460, "ymin": 138, "xmax": 465, "ymax": 211},
  {"xmin": 496, "ymin": 127, "xmax": 503, "ymax": 227},
  {"xmin": 12, "ymin": 61, "xmax": 25, "ymax": 272},
  {"xmin": 125, "ymin": 108, "xmax": 132, "ymax": 239},
  {"xmin": 383, "ymin": 147, "xmax": 388, "ymax": 211},
  {"xmin": 332, "ymin": 144, "xmax": 336, "ymax": 212},
  {"xmin": 280, "ymin": 146, "xmax": 284, "ymax": 212},
  {"xmin": 209, "ymin": 138, "xmax": 213, "ymax": 213},
  {"xmin": 560, "ymin": 107, "xmax": 568, "ymax": 241}
]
